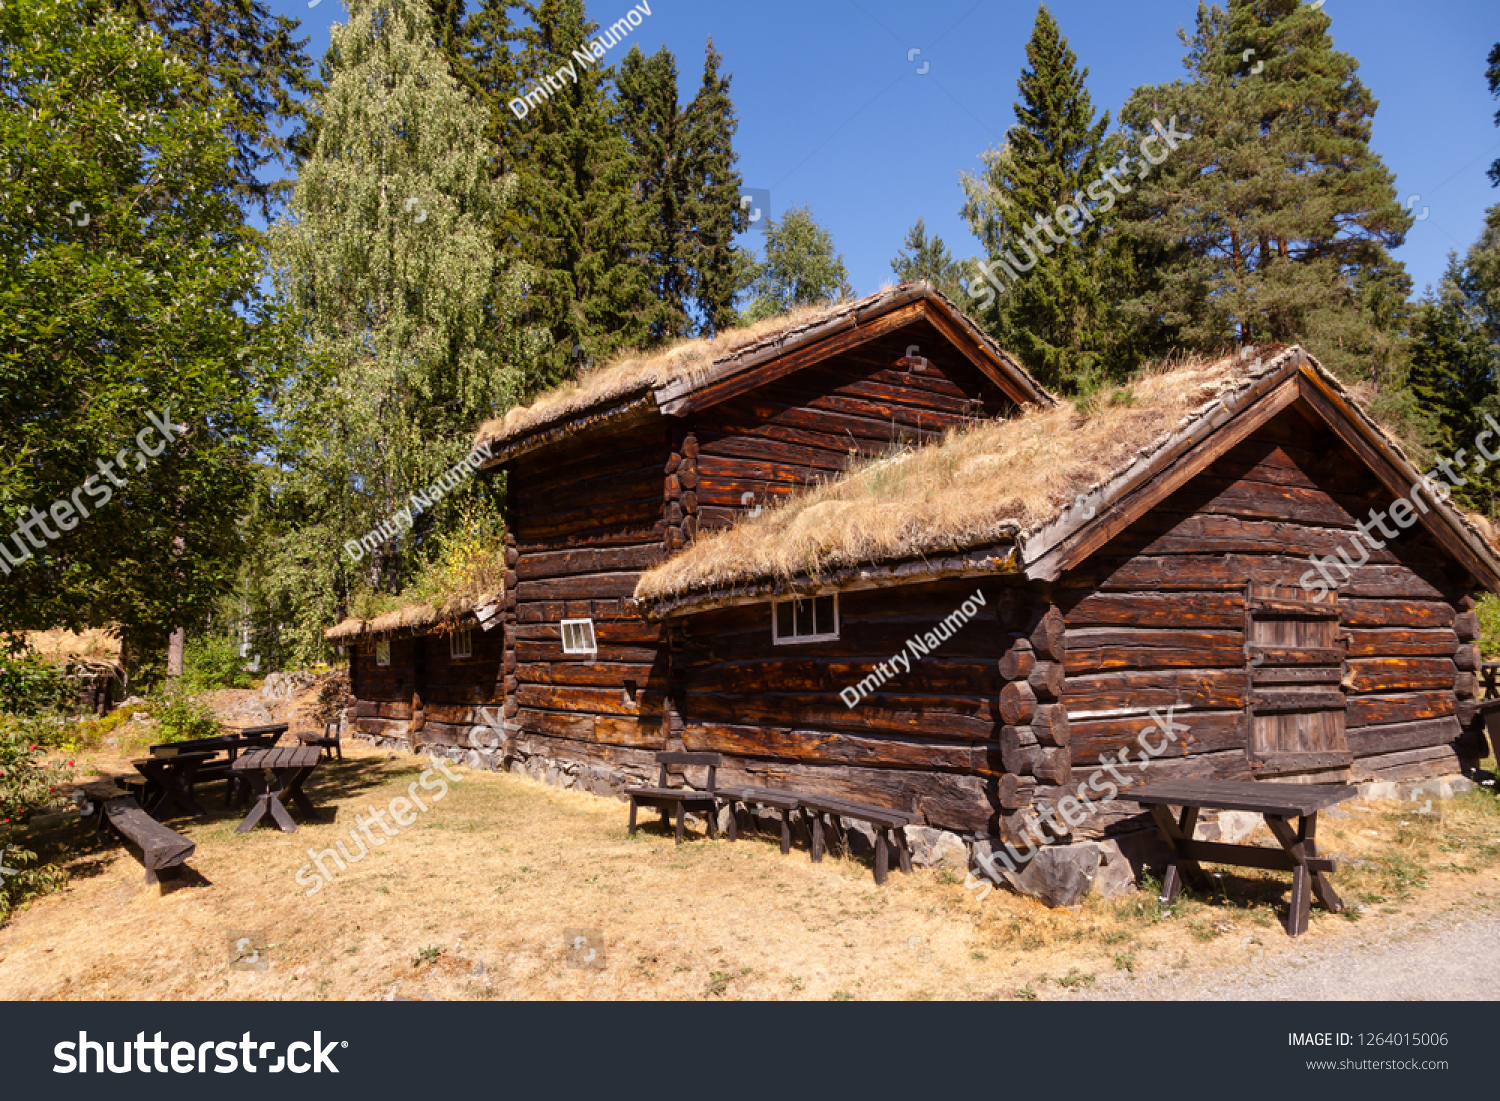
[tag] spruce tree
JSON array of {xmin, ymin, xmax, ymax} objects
[
  {"xmin": 127, "ymin": 0, "xmax": 319, "ymax": 222},
  {"xmin": 510, "ymin": 0, "xmax": 654, "ymax": 390},
  {"xmin": 463, "ymin": 0, "xmax": 526, "ymax": 176},
  {"xmin": 890, "ymin": 218, "xmax": 962, "ymax": 298},
  {"xmin": 682, "ymin": 39, "xmax": 750, "ymax": 337},
  {"xmin": 958, "ymin": 4, "xmax": 1118, "ymax": 392},
  {"xmin": 1487, "ymin": 41, "xmax": 1500, "ymax": 187},
  {"xmin": 1119, "ymin": 0, "xmax": 1413, "ymax": 382}
]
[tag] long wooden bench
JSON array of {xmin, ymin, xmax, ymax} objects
[
  {"xmin": 295, "ymin": 721, "xmax": 342, "ymax": 761},
  {"xmin": 717, "ymin": 786, "xmax": 799, "ymax": 854},
  {"xmin": 796, "ymin": 794, "xmax": 917, "ymax": 885},
  {"xmin": 104, "ymin": 796, "xmax": 196, "ymax": 885},
  {"xmin": 626, "ymin": 752, "xmax": 721, "ymax": 844}
]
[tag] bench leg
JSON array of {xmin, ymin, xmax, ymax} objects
[
  {"xmin": 675, "ymin": 802, "xmax": 685, "ymax": 845},
  {"xmin": 779, "ymin": 809, "xmax": 791, "ymax": 855},
  {"xmin": 628, "ymin": 798, "xmax": 638, "ymax": 837},
  {"xmin": 726, "ymin": 803, "xmax": 738, "ymax": 842},
  {"xmin": 707, "ymin": 802, "xmax": 718, "ymax": 841},
  {"xmin": 874, "ymin": 829, "xmax": 889, "ymax": 886},
  {"xmin": 811, "ymin": 813, "xmax": 824, "ymax": 863},
  {"xmin": 895, "ymin": 827, "xmax": 912, "ymax": 875}
]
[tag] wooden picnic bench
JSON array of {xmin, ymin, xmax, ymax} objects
[
  {"xmin": 232, "ymin": 746, "xmax": 323, "ymax": 833},
  {"xmin": 132, "ymin": 749, "xmax": 221, "ymax": 819},
  {"xmin": 626, "ymin": 752, "xmax": 721, "ymax": 844},
  {"xmin": 104, "ymin": 796, "xmax": 196, "ymax": 885},
  {"xmin": 795, "ymin": 794, "xmax": 917, "ymax": 885},
  {"xmin": 1482, "ymin": 661, "xmax": 1500, "ymax": 700},
  {"xmin": 717, "ymin": 786, "xmax": 799, "ymax": 854},
  {"xmin": 1124, "ymin": 779, "xmax": 1357, "ymax": 936},
  {"xmin": 295, "ymin": 720, "xmax": 343, "ymax": 761}
]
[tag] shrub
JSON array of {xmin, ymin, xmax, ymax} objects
[
  {"xmin": 150, "ymin": 688, "xmax": 222, "ymax": 743},
  {"xmin": 1477, "ymin": 592, "xmax": 1500, "ymax": 659},
  {"xmin": 180, "ymin": 634, "xmax": 253, "ymax": 693},
  {"xmin": 0, "ymin": 719, "xmax": 72, "ymax": 918},
  {"xmin": 0, "ymin": 644, "xmax": 72, "ymax": 717}
]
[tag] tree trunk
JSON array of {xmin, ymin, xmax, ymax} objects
[{"xmin": 167, "ymin": 627, "xmax": 185, "ymax": 679}]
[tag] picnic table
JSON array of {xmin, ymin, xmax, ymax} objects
[
  {"xmin": 1482, "ymin": 661, "xmax": 1500, "ymax": 700},
  {"xmin": 232, "ymin": 746, "xmax": 323, "ymax": 833},
  {"xmin": 1125, "ymin": 779, "xmax": 1357, "ymax": 936},
  {"xmin": 131, "ymin": 750, "xmax": 220, "ymax": 819}
]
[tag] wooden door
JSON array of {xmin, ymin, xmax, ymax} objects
[{"xmin": 1243, "ymin": 583, "xmax": 1351, "ymax": 781}]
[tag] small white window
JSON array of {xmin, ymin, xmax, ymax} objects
[
  {"xmin": 450, "ymin": 628, "xmax": 472, "ymax": 659},
  {"xmin": 561, "ymin": 618, "xmax": 597, "ymax": 656},
  {"xmin": 772, "ymin": 594, "xmax": 839, "ymax": 644},
  {"xmin": 375, "ymin": 640, "xmax": 391, "ymax": 666}
]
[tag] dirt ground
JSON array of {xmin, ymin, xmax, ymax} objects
[{"xmin": 4, "ymin": 687, "xmax": 1499, "ymax": 1001}]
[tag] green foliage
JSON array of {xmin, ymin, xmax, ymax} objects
[
  {"xmin": 889, "ymin": 219, "xmax": 963, "ymax": 299},
  {"xmin": 1117, "ymin": 0, "xmax": 1413, "ymax": 382},
  {"xmin": 0, "ymin": 839, "xmax": 67, "ymax": 922},
  {"xmin": 148, "ymin": 687, "xmax": 222, "ymax": 743},
  {"xmin": 0, "ymin": 645, "xmax": 71, "ymax": 718},
  {"xmin": 741, "ymin": 206, "xmax": 853, "ymax": 323},
  {"xmin": 0, "ymin": 718, "xmax": 71, "ymax": 825},
  {"xmin": 180, "ymin": 634, "xmax": 253, "ymax": 694},
  {"xmin": 262, "ymin": 0, "xmax": 532, "ymax": 659},
  {"xmin": 0, "ymin": 0, "xmax": 275, "ymax": 658},
  {"xmin": 959, "ymin": 4, "xmax": 1125, "ymax": 392},
  {"xmin": 1476, "ymin": 593, "xmax": 1500, "ymax": 658},
  {"xmin": 351, "ymin": 497, "xmax": 505, "ymax": 621}
]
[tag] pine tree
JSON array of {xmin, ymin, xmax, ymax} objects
[
  {"xmin": 463, "ymin": 0, "xmax": 526, "ymax": 176},
  {"xmin": 742, "ymin": 206, "xmax": 852, "ymax": 322},
  {"xmin": 958, "ymin": 4, "xmax": 1119, "ymax": 392},
  {"xmin": 266, "ymin": 0, "xmax": 531, "ymax": 619},
  {"xmin": 890, "ymin": 218, "xmax": 962, "ymax": 298},
  {"xmin": 1119, "ymin": 0, "xmax": 1413, "ymax": 382},
  {"xmin": 126, "ymin": 0, "xmax": 320, "ymax": 222},
  {"xmin": 1487, "ymin": 41, "xmax": 1500, "ymax": 187},
  {"xmin": 682, "ymin": 39, "xmax": 750, "ymax": 337},
  {"xmin": 616, "ymin": 45, "xmax": 692, "ymax": 344}
]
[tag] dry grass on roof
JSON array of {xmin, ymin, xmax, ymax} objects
[
  {"xmin": 24, "ymin": 628, "xmax": 122, "ymax": 664},
  {"xmin": 472, "ymin": 303, "xmax": 846, "ymax": 450},
  {"xmin": 637, "ymin": 355, "xmax": 1252, "ymax": 603}
]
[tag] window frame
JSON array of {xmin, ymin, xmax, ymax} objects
[
  {"xmin": 375, "ymin": 640, "xmax": 391, "ymax": 667},
  {"xmin": 560, "ymin": 618, "xmax": 597, "ymax": 656},
  {"xmin": 772, "ymin": 593, "xmax": 840, "ymax": 645},
  {"xmin": 449, "ymin": 627, "xmax": 473, "ymax": 660}
]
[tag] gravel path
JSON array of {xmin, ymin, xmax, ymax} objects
[{"xmin": 1063, "ymin": 912, "xmax": 1500, "ymax": 1000}]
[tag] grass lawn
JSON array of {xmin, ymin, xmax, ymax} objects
[{"xmin": 4, "ymin": 736, "xmax": 1500, "ymax": 1001}]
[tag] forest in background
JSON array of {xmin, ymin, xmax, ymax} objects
[{"xmin": 1, "ymin": 0, "xmax": 1498, "ymax": 686}]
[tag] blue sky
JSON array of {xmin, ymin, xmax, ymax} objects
[{"xmin": 275, "ymin": 0, "xmax": 1500, "ymax": 301}]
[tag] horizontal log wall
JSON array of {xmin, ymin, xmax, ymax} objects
[
  {"xmin": 694, "ymin": 320, "xmax": 1016, "ymax": 530},
  {"xmin": 507, "ymin": 419, "xmax": 670, "ymax": 762},
  {"xmin": 1059, "ymin": 408, "xmax": 1476, "ymax": 840},
  {"xmin": 675, "ymin": 577, "xmax": 1024, "ymax": 834}
]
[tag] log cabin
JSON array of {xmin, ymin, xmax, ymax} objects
[
  {"xmin": 632, "ymin": 345, "xmax": 1500, "ymax": 849},
  {"xmin": 329, "ymin": 282, "xmax": 1052, "ymax": 787}
]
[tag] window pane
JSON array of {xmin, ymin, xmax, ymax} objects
[
  {"xmin": 582, "ymin": 621, "xmax": 596, "ymax": 651},
  {"xmin": 793, "ymin": 598, "xmax": 813, "ymax": 637},
  {"xmin": 814, "ymin": 595, "xmax": 836, "ymax": 636},
  {"xmin": 562, "ymin": 622, "xmax": 575, "ymax": 651},
  {"xmin": 776, "ymin": 601, "xmax": 794, "ymax": 639}
]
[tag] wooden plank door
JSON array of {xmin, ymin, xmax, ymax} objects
[{"xmin": 1244, "ymin": 583, "xmax": 1351, "ymax": 781}]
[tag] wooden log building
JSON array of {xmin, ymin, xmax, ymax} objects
[{"xmin": 331, "ymin": 284, "xmax": 1500, "ymax": 847}]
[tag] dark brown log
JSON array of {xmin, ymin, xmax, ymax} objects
[
  {"xmin": 1065, "ymin": 669, "xmax": 1246, "ymax": 714},
  {"xmin": 1454, "ymin": 611, "xmax": 1480, "ymax": 641},
  {"xmin": 1032, "ymin": 747, "xmax": 1072, "ymax": 786},
  {"xmin": 1342, "ymin": 657, "xmax": 1456, "ymax": 694},
  {"xmin": 1347, "ymin": 716, "xmax": 1461, "ymax": 757},
  {"xmin": 505, "ymin": 546, "xmax": 519, "ymax": 567},
  {"xmin": 1455, "ymin": 643, "xmax": 1481, "ymax": 672},
  {"xmin": 997, "ymin": 638, "xmax": 1035, "ymax": 681},
  {"xmin": 999, "ymin": 680, "xmax": 1037, "ymax": 725},
  {"xmin": 1065, "ymin": 628, "xmax": 1245, "ymax": 673},
  {"xmin": 1027, "ymin": 661, "xmax": 1065, "ymax": 699},
  {"xmin": 1455, "ymin": 671, "xmax": 1477, "ymax": 700},
  {"xmin": 1032, "ymin": 703, "xmax": 1071, "ymax": 748},
  {"xmin": 998, "ymin": 773, "xmax": 1038, "ymax": 811},
  {"xmin": 1000, "ymin": 725, "xmax": 1038, "ymax": 774},
  {"xmin": 1029, "ymin": 607, "xmax": 1067, "ymax": 660},
  {"xmin": 1347, "ymin": 691, "xmax": 1455, "ymax": 729},
  {"xmin": 1345, "ymin": 628, "xmax": 1459, "ymax": 659}
]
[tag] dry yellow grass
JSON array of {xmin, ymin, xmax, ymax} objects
[
  {"xmin": 6, "ymin": 735, "xmax": 1499, "ymax": 1001},
  {"xmin": 326, "ymin": 586, "xmax": 503, "ymax": 643},
  {"xmin": 25, "ymin": 629, "xmax": 121, "ymax": 664},
  {"xmin": 472, "ymin": 303, "xmax": 843, "ymax": 455},
  {"xmin": 637, "ymin": 354, "xmax": 1254, "ymax": 603}
]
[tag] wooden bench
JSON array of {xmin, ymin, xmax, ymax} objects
[
  {"xmin": 1124, "ymin": 779, "xmax": 1357, "ymax": 936},
  {"xmin": 717, "ymin": 786, "xmax": 799, "ymax": 854},
  {"xmin": 626, "ymin": 752, "xmax": 721, "ymax": 844},
  {"xmin": 795, "ymin": 794, "xmax": 918, "ymax": 885},
  {"xmin": 295, "ymin": 721, "xmax": 343, "ymax": 761},
  {"xmin": 104, "ymin": 796, "xmax": 195, "ymax": 884}
]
